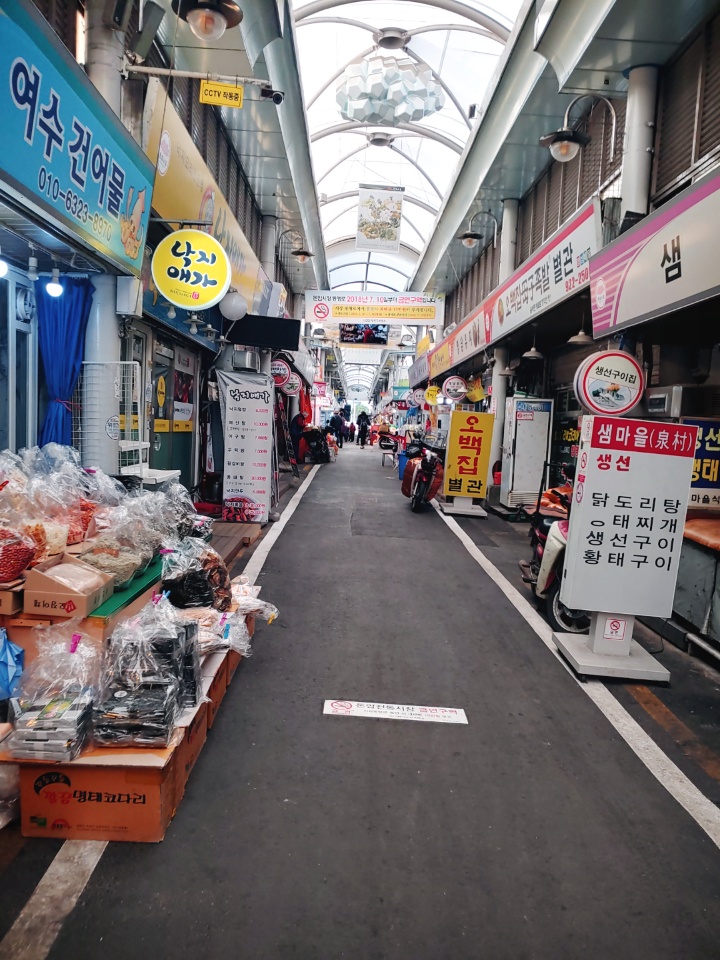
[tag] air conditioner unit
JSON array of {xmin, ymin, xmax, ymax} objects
[
  {"xmin": 116, "ymin": 276, "xmax": 143, "ymax": 318},
  {"xmin": 232, "ymin": 349, "xmax": 261, "ymax": 373}
]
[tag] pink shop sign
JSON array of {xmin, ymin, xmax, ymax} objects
[{"xmin": 590, "ymin": 170, "xmax": 720, "ymax": 336}]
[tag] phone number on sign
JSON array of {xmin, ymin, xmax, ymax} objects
[{"xmin": 38, "ymin": 167, "xmax": 113, "ymax": 243}]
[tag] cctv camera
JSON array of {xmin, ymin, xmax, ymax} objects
[{"xmin": 260, "ymin": 88, "xmax": 284, "ymax": 105}]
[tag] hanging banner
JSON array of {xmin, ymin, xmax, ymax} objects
[
  {"xmin": 356, "ymin": 184, "xmax": 404, "ymax": 253},
  {"xmin": 0, "ymin": 1, "xmax": 154, "ymax": 276},
  {"xmin": 307, "ymin": 291, "xmax": 444, "ymax": 327},
  {"xmin": 443, "ymin": 412, "xmax": 494, "ymax": 499},
  {"xmin": 561, "ymin": 416, "xmax": 697, "ymax": 616},
  {"xmin": 143, "ymin": 78, "xmax": 267, "ymax": 311},
  {"xmin": 683, "ymin": 417, "xmax": 720, "ymax": 511},
  {"xmin": 151, "ymin": 229, "xmax": 232, "ymax": 311},
  {"xmin": 217, "ymin": 371, "xmax": 274, "ymax": 524}
]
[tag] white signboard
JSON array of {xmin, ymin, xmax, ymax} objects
[
  {"xmin": 356, "ymin": 184, "xmax": 404, "ymax": 253},
  {"xmin": 561, "ymin": 415, "xmax": 697, "ymax": 617},
  {"xmin": 409, "ymin": 353, "xmax": 430, "ymax": 387},
  {"xmin": 591, "ymin": 169, "xmax": 720, "ymax": 336},
  {"xmin": 426, "ymin": 199, "xmax": 602, "ymax": 379},
  {"xmin": 574, "ymin": 350, "xmax": 645, "ymax": 416},
  {"xmin": 323, "ymin": 700, "xmax": 468, "ymax": 724},
  {"xmin": 306, "ymin": 291, "xmax": 445, "ymax": 327},
  {"xmin": 217, "ymin": 371, "xmax": 274, "ymax": 524}
]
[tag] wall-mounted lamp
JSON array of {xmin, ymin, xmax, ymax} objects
[
  {"xmin": 46, "ymin": 265, "xmax": 64, "ymax": 297},
  {"xmin": 170, "ymin": 0, "xmax": 242, "ymax": 42},
  {"xmin": 459, "ymin": 210, "xmax": 498, "ymax": 249},
  {"xmin": 539, "ymin": 94, "xmax": 617, "ymax": 163}
]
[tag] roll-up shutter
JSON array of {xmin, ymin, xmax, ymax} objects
[
  {"xmin": 560, "ymin": 155, "xmax": 580, "ymax": 223},
  {"xmin": 190, "ymin": 82, "xmax": 206, "ymax": 157},
  {"xmin": 545, "ymin": 163, "xmax": 561, "ymax": 239},
  {"xmin": 205, "ymin": 111, "xmax": 218, "ymax": 180},
  {"xmin": 531, "ymin": 175, "xmax": 547, "ymax": 251},
  {"xmin": 699, "ymin": 16, "xmax": 720, "ymax": 159},
  {"xmin": 654, "ymin": 37, "xmax": 702, "ymax": 193},
  {"xmin": 32, "ymin": 0, "xmax": 77, "ymax": 54},
  {"xmin": 172, "ymin": 75, "xmax": 191, "ymax": 129},
  {"xmin": 218, "ymin": 134, "xmax": 229, "ymax": 198}
]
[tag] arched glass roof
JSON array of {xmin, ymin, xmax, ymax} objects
[
  {"xmin": 294, "ymin": 0, "xmax": 521, "ymax": 292},
  {"xmin": 293, "ymin": 0, "xmax": 522, "ymax": 398}
]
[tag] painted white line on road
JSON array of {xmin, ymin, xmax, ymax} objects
[
  {"xmin": 0, "ymin": 840, "xmax": 107, "ymax": 960},
  {"xmin": 432, "ymin": 503, "xmax": 720, "ymax": 850},
  {"xmin": 243, "ymin": 465, "xmax": 322, "ymax": 585},
  {"xmin": 324, "ymin": 700, "xmax": 468, "ymax": 723},
  {"xmin": 0, "ymin": 464, "xmax": 323, "ymax": 960}
]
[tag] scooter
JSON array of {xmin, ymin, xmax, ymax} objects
[
  {"xmin": 401, "ymin": 432, "xmax": 444, "ymax": 512},
  {"xmin": 518, "ymin": 462, "xmax": 591, "ymax": 634}
]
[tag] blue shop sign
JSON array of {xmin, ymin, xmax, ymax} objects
[
  {"xmin": 683, "ymin": 417, "xmax": 720, "ymax": 510},
  {"xmin": 0, "ymin": 1, "xmax": 154, "ymax": 276}
]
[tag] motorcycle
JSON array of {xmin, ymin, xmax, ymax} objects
[
  {"xmin": 518, "ymin": 462, "xmax": 591, "ymax": 634},
  {"xmin": 401, "ymin": 432, "xmax": 444, "ymax": 512}
]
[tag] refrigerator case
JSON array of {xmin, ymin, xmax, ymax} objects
[{"xmin": 500, "ymin": 399, "xmax": 553, "ymax": 509}]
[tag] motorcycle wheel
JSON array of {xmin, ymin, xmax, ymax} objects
[
  {"xmin": 411, "ymin": 479, "xmax": 428, "ymax": 512},
  {"xmin": 545, "ymin": 580, "xmax": 590, "ymax": 634}
]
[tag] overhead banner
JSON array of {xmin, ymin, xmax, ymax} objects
[
  {"xmin": 0, "ymin": 1, "xmax": 154, "ymax": 275},
  {"xmin": 408, "ymin": 353, "xmax": 430, "ymax": 387},
  {"xmin": 307, "ymin": 291, "xmax": 445, "ymax": 329},
  {"xmin": 217, "ymin": 371, "xmax": 274, "ymax": 524},
  {"xmin": 356, "ymin": 184, "xmax": 404, "ymax": 253},
  {"xmin": 426, "ymin": 199, "xmax": 602, "ymax": 379},
  {"xmin": 590, "ymin": 170, "xmax": 720, "ymax": 336},
  {"xmin": 143, "ymin": 78, "xmax": 267, "ymax": 312}
]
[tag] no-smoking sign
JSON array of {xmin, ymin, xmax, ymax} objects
[{"xmin": 314, "ymin": 302, "xmax": 329, "ymax": 320}]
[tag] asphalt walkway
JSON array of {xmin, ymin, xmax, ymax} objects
[{"xmin": 15, "ymin": 446, "xmax": 720, "ymax": 957}]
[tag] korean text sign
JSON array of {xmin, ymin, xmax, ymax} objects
[
  {"xmin": 217, "ymin": 371, "xmax": 274, "ymax": 524},
  {"xmin": 561, "ymin": 416, "xmax": 697, "ymax": 617},
  {"xmin": 684, "ymin": 417, "xmax": 720, "ymax": 510},
  {"xmin": 443, "ymin": 412, "xmax": 493, "ymax": 499},
  {"xmin": 151, "ymin": 229, "xmax": 231, "ymax": 310},
  {"xmin": 0, "ymin": 2, "xmax": 154, "ymax": 275}
]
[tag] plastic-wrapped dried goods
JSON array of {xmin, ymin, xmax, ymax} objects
[
  {"xmin": 232, "ymin": 596, "xmax": 279, "ymax": 624},
  {"xmin": 174, "ymin": 607, "xmax": 252, "ymax": 656},
  {"xmin": 0, "ymin": 527, "xmax": 35, "ymax": 582},
  {"xmin": 80, "ymin": 550, "xmax": 140, "ymax": 590},
  {"xmin": 161, "ymin": 538, "xmax": 231, "ymax": 611},
  {"xmin": 82, "ymin": 467, "xmax": 126, "ymax": 506},
  {"xmin": 160, "ymin": 482, "xmax": 197, "ymax": 540},
  {"xmin": 44, "ymin": 562, "xmax": 106, "ymax": 593},
  {"xmin": 7, "ymin": 621, "xmax": 102, "ymax": 761},
  {"xmin": 20, "ymin": 519, "xmax": 69, "ymax": 561}
]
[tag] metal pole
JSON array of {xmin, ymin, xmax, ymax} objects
[
  {"xmin": 487, "ymin": 347, "xmax": 508, "ymax": 490},
  {"xmin": 86, "ymin": 0, "xmax": 124, "ymax": 115},
  {"xmin": 622, "ymin": 66, "xmax": 659, "ymax": 219},
  {"xmin": 123, "ymin": 62, "xmax": 270, "ymax": 88}
]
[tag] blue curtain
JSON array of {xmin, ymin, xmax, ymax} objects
[{"xmin": 35, "ymin": 277, "xmax": 94, "ymax": 446}]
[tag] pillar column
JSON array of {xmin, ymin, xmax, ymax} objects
[
  {"xmin": 82, "ymin": 275, "xmax": 121, "ymax": 471},
  {"xmin": 498, "ymin": 199, "xmax": 518, "ymax": 282},
  {"xmin": 85, "ymin": 0, "xmax": 124, "ymax": 115},
  {"xmin": 621, "ymin": 66, "xmax": 659, "ymax": 225}
]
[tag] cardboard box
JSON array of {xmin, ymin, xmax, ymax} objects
[
  {"xmin": 0, "ymin": 586, "xmax": 22, "ymax": 616},
  {"xmin": 226, "ymin": 650, "xmax": 243, "ymax": 683},
  {"xmin": 202, "ymin": 653, "xmax": 229, "ymax": 729},
  {"xmin": 3, "ymin": 740, "xmax": 184, "ymax": 842},
  {"xmin": 176, "ymin": 701, "xmax": 208, "ymax": 786},
  {"xmin": 23, "ymin": 554, "xmax": 114, "ymax": 619}
]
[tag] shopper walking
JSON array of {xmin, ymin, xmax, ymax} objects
[
  {"xmin": 342, "ymin": 419, "xmax": 350, "ymax": 446},
  {"xmin": 330, "ymin": 410, "xmax": 344, "ymax": 448},
  {"xmin": 349, "ymin": 422, "xmax": 356, "ymax": 443},
  {"xmin": 357, "ymin": 411, "xmax": 370, "ymax": 448}
]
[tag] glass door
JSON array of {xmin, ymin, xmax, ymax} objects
[{"xmin": 0, "ymin": 272, "xmax": 38, "ymax": 451}]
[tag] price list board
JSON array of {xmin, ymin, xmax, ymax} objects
[
  {"xmin": 217, "ymin": 371, "xmax": 274, "ymax": 523},
  {"xmin": 561, "ymin": 415, "xmax": 697, "ymax": 617}
]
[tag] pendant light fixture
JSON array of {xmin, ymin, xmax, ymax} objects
[
  {"xmin": 522, "ymin": 330, "xmax": 544, "ymax": 360},
  {"xmin": 171, "ymin": 0, "xmax": 242, "ymax": 42},
  {"xmin": 27, "ymin": 244, "xmax": 39, "ymax": 282},
  {"xmin": 567, "ymin": 312, "xmax": 594, "ymax": 345},
  {"xmin": 45, "ymin": 264, "xmax": 64, "ymax": 297}
]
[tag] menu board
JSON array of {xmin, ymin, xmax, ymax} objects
[{"xmin": 217, "ymin": 371, "xmax": 274, "ymax": 523}]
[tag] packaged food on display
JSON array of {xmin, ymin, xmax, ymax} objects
[
  {"xmin": 0, "ymin": 527, "xmax": 35, "ymax": 583},
  {"xmin": 79, "ymin": 536, "xmax": 144, "ymax": 590},
  {"xmin": 174, "ymin": 607, "xmax": 252, "ymax": 657},
  {"xmin": 232, "ymin": 595, "xmax": 279, "ymax": 623},
  {"xmin": 162, "ymin": 539, "xmax": 232, "ymax": 611},
  {"xmin": 43, "ymin": 562, "xmax": 107, "ymax": 593},
  {"xmin": 7, "ymin": 622, "xmax": 102, "ymax": 761}
]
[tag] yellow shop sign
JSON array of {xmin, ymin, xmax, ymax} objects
[
  {"xmin": 199, "ymin": 80, "xmax": 243, "ymax": 109},
  {"xmin": 151, "ymin": 228, "xmax": 232, "ymax": 311}
]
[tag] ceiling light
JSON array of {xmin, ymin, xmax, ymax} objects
[
  {"xmin": 567, "ymin": 328, "xmax": 594, "ymax": 345},
  {"xmin": 459, "ymin": 211, "xmax": 498, "ymax": 249},
  {"xmin": 539, "ymin": 126, "xmax": 590, "ymax": 163},
  {"xmin": 46, "ymin": 266, "xmax": 63, "ymax": 297},
  {"xmin": 27, "ymin": 248, "xmax": 39, "ymax": 282},
  {"xmin": 460, "ymin": 232, "xmax": 482, "ymax": 249},
  {"xmin": 374, "ymin": 27, "xmax": 409, "ymax": 49},
  {"xmin": 291, "ymin": 247, "xmax": 314, "ymax": 264},
  {"xmin": 189, "ymin": 320, "xmax": 199, "ymax": 335},
  {"xmin": 167, "ymin": 305, "xmax": 176, "ymax": 319},
  {"xmin": 0, "ymin": 247, "xmax": 7, "ymax": 279},
  {"xmin": 171, "ymin": 0, "xmax": 242, "ymax": 42}
]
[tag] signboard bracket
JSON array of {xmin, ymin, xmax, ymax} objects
[{"xmin": 554, "ymin": 613, "xmax": 670, "ymax": 682}]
